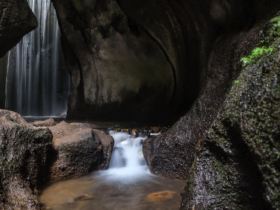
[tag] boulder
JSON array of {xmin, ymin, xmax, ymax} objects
[
  {"xmin": 32, "ymin": 118, "xmax": 56, "ymax": 127},
  {"xmin": 0, "ymin": 110, "xmax": 53, "ymax": 210},
  {"xmin": 48, "ymin": 121, "xmax": 113, "ymax": 180},
  {"xmin": 92, "ymin": 129, "xmax": 114, "ymax": 169},
  {"xmin": 180, "ymin": 24, "xmax": 280, "ymax": 210}
]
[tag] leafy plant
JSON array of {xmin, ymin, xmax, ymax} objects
[
  {"xmin": 234, "ymin": 80, "xmax": 239, "ymax": 84},
  {"xmin": 240, "ymin": 46, "xmax": 274, "ymax": 66},
  {"xmin": 271, "ymin": 16, "xmax": 280, "ymax": 27}
]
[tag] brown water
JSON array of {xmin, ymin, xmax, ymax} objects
[{"xmin": 40, "ymin": 171, "xmax": 185, "ymax": 210}]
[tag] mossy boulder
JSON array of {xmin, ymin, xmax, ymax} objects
[
  {"xmin": 0, "ymin": 110, "xmax": 52, "ymax": 210},
  {"xmin": 181, "ymin": 25, "xmax": 280, "ymax": 210}
]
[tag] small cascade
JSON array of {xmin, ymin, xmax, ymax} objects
[
  {"xmin": 96, "ymin": 131, "xmax": 152, "ymax": 184},
  {"xmin": 5, "ymin": 0, "xmax": 70, "ymax": 117}
]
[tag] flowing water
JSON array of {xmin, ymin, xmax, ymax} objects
[
  {"xmin": 40, "ymin": 132, "xmax": 185, "ymax": 210},
  {"xmin": 5, "ymin": 0, "xmax": 70, "ymax": 117}
]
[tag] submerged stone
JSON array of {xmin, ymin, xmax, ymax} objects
[{"xmin": 147, "ymin": 191, "xmax": 176, "ymax": 202}]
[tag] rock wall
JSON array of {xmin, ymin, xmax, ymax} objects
[
  {"xmin": 181, "ymin": 24, "xmax": 280, "ymax": 210},
  {"xmin": 51, "ymin": 0, "xmax": 194, "ymax": 122},
  {"xmin": 143, "ymin": 0, "xmax": 280, "ymax": 179},
  {"xmin": 0, "ymin": 0, "xmax": 38, "ymax": 58}
]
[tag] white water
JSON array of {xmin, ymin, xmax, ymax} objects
[
  {"xmin": 5, "ymin": 0, "xmax": 70, "ymax": 117},
  {"xmin": 96, "ymin": 132, "xmax": 152, "ymax": 185}
]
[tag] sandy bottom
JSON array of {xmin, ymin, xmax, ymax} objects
[{"xmin": 39, "ymin": 171, "xmax": 185, "ymax": 210}]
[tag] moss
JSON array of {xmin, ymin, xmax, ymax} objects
[{"xmin": 182, "ymin": 22, "xmax": 280, "ymax": 209}]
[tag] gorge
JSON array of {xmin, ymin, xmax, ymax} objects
[{"xmin": 0, "ymin": 0, "xmax": 280, "ymax": 209}]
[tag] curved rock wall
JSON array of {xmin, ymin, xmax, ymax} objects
[
  {"xmin": 143, "ymin": 0, "xmax": 280, "ymax": 179},
  {"xmin": 51, "ymin": 0, "xmax": 194, "ymax": 122}
]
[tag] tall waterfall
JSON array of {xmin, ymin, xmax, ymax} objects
[{"xmin": 5, "ymin": 0, "xmax": 70, "ymax": 117}]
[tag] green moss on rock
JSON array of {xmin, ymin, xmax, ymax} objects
[{"xmin": 181, "ymin": 23, "xmax": 280, "ymax": 210}]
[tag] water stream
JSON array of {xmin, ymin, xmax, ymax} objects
[
  {"xmin": 40, "ymin": 131, "xmax": 185, "ymax": 210},
  {"xmin": 5, "ymin": 0, "xmax": 70, "ymax": 117}
]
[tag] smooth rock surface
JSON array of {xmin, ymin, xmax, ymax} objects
[
  {"xmin": 51, "ymin": 0, "xmax": 188, "ymax": 123},
  {"xmin": 0, "ymin": 110, "xmax": 52, "ymax": 210}
]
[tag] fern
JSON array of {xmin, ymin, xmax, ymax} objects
[{"xmin": 240, "ymin": 46, "xmax": 274, "ymax": 66}]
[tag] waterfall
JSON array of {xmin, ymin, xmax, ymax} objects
[
  {"xmin": 5, "ymin": 0, "xmax": 70, "ymax": 117},
  {"xmin": 95, "ymin": 132, "xmax": 152, "ymax": 185}
]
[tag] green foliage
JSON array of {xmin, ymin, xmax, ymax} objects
[
  {"xmin": 241, "ymin": 46, "xmax": 275, "ymax": 66},
  {"xmin": 271, "ymin": 16, "xmax": 280, "ymax": 27},
  {"xmin": 234, "ymin": 80, "xmax": 239, "ymax": 84},
  {"xmin": 241, "ymin": 16, "xmax": 280, "ymax": 67}
]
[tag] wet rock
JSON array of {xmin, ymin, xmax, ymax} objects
[
  {"xmin": 143, "ymin": 5, "xmax": 280, "ymax": 180},
  {"xmin": 32, "ymin": 118, "xmax": 56, "ymax": 127},
  {"xmin": 147, "ymin": 191, "xmax": 176, "ymax": 202},
  {"xmin": 49, "ymin": 121, "xmax": 113, "ymax": 180},
  {"xmin": 0, "ymin": 0, "xmax": 38, "ymax": 58},
  {"xmin": 92, "ymin": 129, "xmax": 114, "ymax": 169},
  {"xmin": 131, "ymin": 129, "xmax": 138, "ymax": 138},
  {"xmin": 70, "ymin": 123, "xmax": 103, "ymax": 129},
  {"xmin": 0, "ymin": 110, "xmax": 52, "ymax": 210},
  {"xmin": 181, "ymin": 25, "xmax": 280, "ymax": 210},
  {"xmin": 151, "ymin": 127, "xmax": 160, "ymax": 133},
  {"xmin": 73, "ymin": 194, "xmax": 94, "ymax": 202}
]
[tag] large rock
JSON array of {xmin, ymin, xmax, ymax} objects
[
  {"xmin": 0, "ymin": 110, "xmax": 53, "ymax": 210},
  {"xmin": 0, "ymin": 0, "xmax": 38, "ymax": 58},
  {"xmin": 180, "ymin": 25, "xmax": 280, "ymax": 210},
  {"xmin": 48, "ymin": 121, "xmax": 113, "ymax": 180},
  {"xmin": 32, "ymin": 118, "xmax": 56, "ymax": 128},
  {"xmin": 143, "ymin": 1, "xmax": 280, "ymax": 179},
  {"xmin": 51, "ymin": 0, "xmax": 190, "ymax": 122}
]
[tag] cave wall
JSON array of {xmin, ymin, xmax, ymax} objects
[
  {"xmin": 143, "ymin": 0, "xmax": 280, "ymax": 179},
  {"xmin": 51, "ymin": 0, "xmax": 195, "ymax": 122},
  {"xmin": 0, "ymin": 0, "xmax": 38, "ymax": 58}
]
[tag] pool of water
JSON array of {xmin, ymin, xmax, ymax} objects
[
  {"xmin": 40, "ymin": 171, "xmax": 185, "ymax": 210},
  {"xmin": 39, "ymin": 128, "xmax": 184, "ymax": 210}
]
